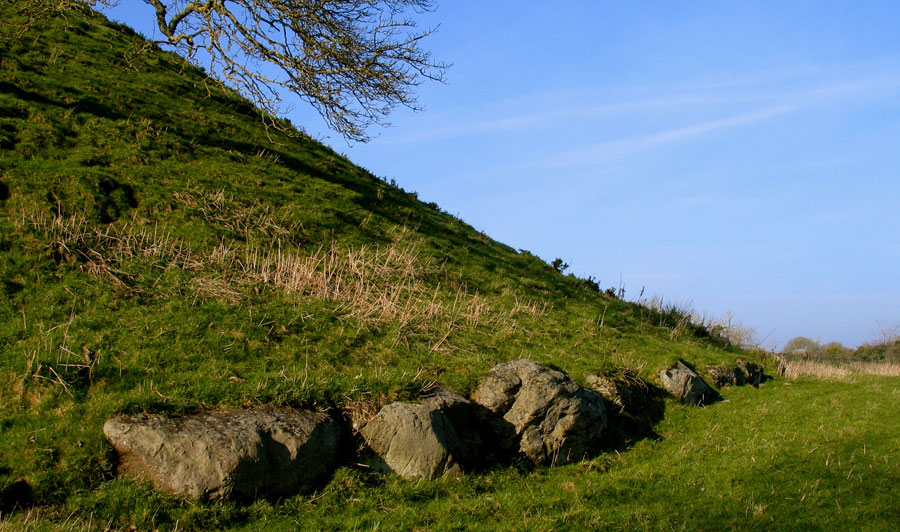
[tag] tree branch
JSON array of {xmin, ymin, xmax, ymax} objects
[{"xmin": 125, "ymin": 0, "xmax": 448, "ymax": 141}]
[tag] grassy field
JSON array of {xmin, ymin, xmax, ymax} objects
[
  {"xmin": 1, "ymin": 2, "xmax": 898, "ymax": 530},
  {"xmin": 4, "ymin": 376, "xmax": 899, "ymax": 531}
]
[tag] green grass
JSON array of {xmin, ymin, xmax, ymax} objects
[
  {"xmin": 3, "ymin": 2, "xmax": 897, "ymax": 530},
  {"xmin": 4, "ymin": 377, "xmax": 899, "ymax": 530}
]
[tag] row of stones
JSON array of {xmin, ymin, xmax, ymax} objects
[{"xmin": 103, "ymin": 358, "xmax": 763, "ymax": 501}]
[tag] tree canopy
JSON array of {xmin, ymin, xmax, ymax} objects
[{"xmin": 67, "ymin": 0, "xmax": 448, "ymax": 142}]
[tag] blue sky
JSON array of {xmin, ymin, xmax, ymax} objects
[{"xmin": 106, "ymin": 1, "xmax": 900, "ymax": 349}]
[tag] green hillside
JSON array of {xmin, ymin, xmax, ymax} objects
[
  {"xmin": 0, "ymin": 3, "xmax": 737, "ymax": 407},
  {"xmin": 9, "ymin": 3, "xmax": 896, "ymax": 531}
]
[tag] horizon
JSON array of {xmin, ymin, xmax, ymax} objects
[{"xmin": 105, "ymin": 1, "xmax": 900, "ymax": 349}]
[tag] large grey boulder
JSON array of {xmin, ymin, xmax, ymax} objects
[
  {"xmin": 659, "ymin": 360, "xmax": 718, "ymax": 406},
  {"xmin": 420, "ymin": 386, "xmax": 483, "ymax": 462},
  {"xmin": 359, "ymin": 387, "xmax": 480, "ymax": 480},
  {"xmin": 471, "ymin": 359, "xmax": 607, "ymax": 466},
  {"xmin": 103, "ymin": 408, "xmax": 339, "ymax": 501}
]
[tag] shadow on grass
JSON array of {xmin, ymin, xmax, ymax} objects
[
  {"xmin": 0, "ymin": 82, "xmax": 127, "ymax": 121},
  {"xmin": 0, "ymin": 467, "xmax": 33, "ymax": 515},
  {"xmin": 597, "ymin": 378, "xmax": 669, "ymax": 452}
]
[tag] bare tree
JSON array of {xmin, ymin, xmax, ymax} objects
[
  {"xmin": 874, "ymin": 319, "xmax": 900, "ymax": 345},
  {"xmin": 133, "ymin": 0, "xmax": 448, "ymax": 142},
  {"xmin": 27, "ymin": 0, "xmax": 446, "ymax": 141}
]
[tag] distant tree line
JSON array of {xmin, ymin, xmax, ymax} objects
[{"xmin": 782, "ymin": 334, "xmax": 900, "ymax": 363}]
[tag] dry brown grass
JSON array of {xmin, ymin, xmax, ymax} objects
[
  {"xmin": 25, "ymin": 211, "xmax": 549, "ymax": 347},
  {"xmin": 844, "ymin": 361, "xmax": 900, "ymax": 377},
  {"xmin": 25, "ymin": 209, "xmax": 193, "ymax": 268},
  {"xmin": 778, "ymin": 358, "xmax": 900, "ymax": 381},
  {"xmin": 172, "ymin": 188, "xmax": 301, "ymax": 240},
  {"xmin": 233, "ymin": 236, "xmax": 496, "ymax": 334},
  {"xmin": 0, "ymin": 508, "xmax": 95, "ymax": 531},
  {"xmin": 780, "ymin": 359, "xmax": 854, "ymax": 381}
]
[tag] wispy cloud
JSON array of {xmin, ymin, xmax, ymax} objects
[
  {"xmin": 543, "ymin": 104, "xmax": 796, "ymax": 167},
  {"xmin": 384, "ymin": 71, "xmax": 900, "ymax": 146},
  {"xmin": 384, "ymin": 90, "xmax": 758, "ymax": 144},
  {"xmin": 528, "ymin": 74, "xmax": 900, "ymax": 169}
]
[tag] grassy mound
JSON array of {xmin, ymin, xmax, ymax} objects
[{"xmin": 0, "ymin": 2, "xmax": 805, "ymax": 529}]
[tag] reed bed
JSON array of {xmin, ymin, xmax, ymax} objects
[{"xmin": 778, "ymin": 358, "xmax": 900, "ymax": 380}]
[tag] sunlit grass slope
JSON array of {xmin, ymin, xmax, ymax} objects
[
  {"xmin": 234, "ymin": 376, "xmax": 900, "ymax": 531},
  {"xmin": 6, "ymin": 377, "xmax": 900, "ymax": 531},
  {"xmin": 0, "ymin": 2, "xmax": 778, "ymax": 528}
]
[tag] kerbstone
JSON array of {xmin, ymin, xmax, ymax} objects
[
  {"xmin": 659, "ymin": 360, "xmax": 717, "ymax": 406},
  {"xmin": 471, "ymin": 359, "xmax": 607, "ymax": 465},
  {"xmin": 103, "ymin": 408, "xmax": 338, "ymax": 501},
  {"xmin": 360, "ymin": 387, "xmax": 480, "ymax": 480}
]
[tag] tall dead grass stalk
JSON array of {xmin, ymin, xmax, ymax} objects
[
  {"xmin": 778, "ymin": 358, "xmax": 900, "ymax": 380},
  {"xmin": 26, "ymin": 212, "xmax": 548, "ymax": 342},
  {"xmin": 780, "ymin": 360, "xmax": 853, "ymax": 381}
]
